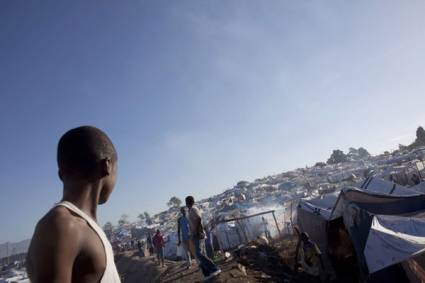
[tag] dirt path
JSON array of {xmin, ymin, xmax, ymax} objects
[
  {"xmin": 116, "ymin": 251, "xmax": 163, "ymax": 283},
  {"xmin": 116, "ymin": 237, "xmax": 313, "ymax": 283},
  {"xmin": 116, "ymin": 251, "xmax": 266, "ymax": 283},
  {"xmin": 159, "ymin": 257, "xmax": 263, "ymax": 283}
]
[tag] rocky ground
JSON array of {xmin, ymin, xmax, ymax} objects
[
  {"xmin": 116, "ymin": 235, "xmax": 321, "ymax": 283},
  {"xmin": 116, "ymin": 250, "xmax": 263, "ymax": 283},
  {"xmin": 116, "ymin": 251, "xmax": 162, "ymax": 282}
]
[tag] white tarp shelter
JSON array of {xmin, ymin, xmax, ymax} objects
[
  {"xmin": 297, "ymin": 192, "xmax": 340, "ymax": 278},
  {"xmin": 411, "ymin": 182, "xmax": 425, "ymax": 194},
  {"xmin": 355, "ymin": 177, "xmax": 419, "ymax": 196},
  {"xmin": 298, "ymin": 191, "xmax": 340, "ymax": 221},
  {"xmin": 364, "ymin": 214, "xmax": 425, "ymax": 273},
  {"xmin": 332, "ymin": 187, "xmax": 425, "ymax": 280},
  {"xmin": 298, "ymin": 178, "xmax": 425, "ymax": 280}
]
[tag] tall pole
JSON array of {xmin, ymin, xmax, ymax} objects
[
  {"xmin": 272, "ymin": 211, "xmax": 281, "ymax": 237},
  {"xmin": 237, "ymin": 220, "xmax": 249, "ymax": 243},
  {"xmin": 290, "ymin": 201, "xmax": 294, "ymax": 226}
]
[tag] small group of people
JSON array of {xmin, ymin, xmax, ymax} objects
[
  {"xmin": 139, "ymin": 194, "xmax": 221, "ymax": 280},
  {"xmin": 136, "ymin": 230, "xmax": 165, "ymax": 267},
  {"xmin": 176, "ymin": 196, "xmax": 221, "ymax": 281},
  {"xmin": 142, "ymin": 195, "xmax": 222, "ymax": 279}
]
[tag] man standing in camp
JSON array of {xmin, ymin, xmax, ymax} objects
[
  {"xmin": 185, "ymin": 196, "xmax": 221, "ymax": 280},
  {"xmin": 26, "ymin": 126, "xmax": 121, "ymax": 283},
  {"xmin": 177, "ymin": 207, "xmax": 192, "ymax": 269},
  {"xmin": 147, "ymin": 233, "xmax": 153, "ymax": 256}
]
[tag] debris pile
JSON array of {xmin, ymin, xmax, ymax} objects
[
  {"xmin": 235, "ymin": 243, "xmax": 292, "ymax": 280},
  {"xmin": 233, "ymin": 241, "xmax": 321, "ymax": 283}
]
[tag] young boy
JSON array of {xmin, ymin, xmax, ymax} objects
[
  {"xmin": 26, "ymin": 126, "xmax": 121, "ymax": 283},
  {"xmin": 152, "ymin": 229, "xmax": 165, "ymax": 267}
]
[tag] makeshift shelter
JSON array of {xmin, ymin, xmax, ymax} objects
[
  {"xmin": 298, "ymin": 191, "xmax": 340, "ymax": 221},
  {"xmin": 298, "ymin": 179, "xmax": 425, "ymax": 282},
  {"xmin": 331, "ymin": 187, "xmax": 425, "ymax": 281},
  {"xmin": 163, "ymin": 232, "xmax": 178, "ymax": 259},
  {"xmin": 297, "ymin": 192, "xmax": 340, "ymax": 277},
  {"xmin": 411, "ymin": 181, "xmax": 425, "ymax": 194},
  {"xmin": 364, "ymin": 214, "xmax": 425, "ymax": 273},
  {"xmin": 214, "ymin": 222, "xmax": 245, "ymax": 250},
  {"xmin": 213, "ymin": 210, "xmax": 282, "ymax": 250}
]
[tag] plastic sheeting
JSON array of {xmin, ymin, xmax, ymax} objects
[
  {"xmin": 331, "ymin": 187, "xmax": 425, "ymax": 276},
  {"xmin": 298, "ymin": 192, "xmax": 339, "ymax": 221},
  {"xmin": 298, "ymin": 183, "xmax": 425, "ymax": 277},
  {"xmin": 355, "ymin": 177, "xmax": 419, "ymax": 196},
  {"xmin": 411, "ymin": 182, "xmax": 425, "ymax": 194},
  {"xmin": 215, "ymin": 225, "xmax": 241, "ymax": 249},
  {"xmin": 364, "ymin": 215, "xmax": 425, "ymax": 273},
  {"xmin": 297, "ymin": 194, "xmax": 339, "ymax": 278},
  {"xmin": 164, "ymin": 232, "xmax": 178, "ymax": 258},
  {"xmin": 331, "ymin": 187, "xmax": 425, "ymax": 220}
]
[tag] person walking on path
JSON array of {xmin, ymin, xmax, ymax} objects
[
  {"xmin": 26, "ymin": 126, "xmax": 121, "ymax": 283},
  {"xmin": 137, "ymin": 240, "xmax": 145, "ymax": 257},
  {"xmin": 153, "ymin": 229, "xmax": 165, "ymax": 267},
  {"xmin": 177, "ymin": 207, "xmax": 192, "ymax": 268},
  {"xmin": 185, "ymin": 196, "xmax": 221, "ymax": 281},
  {"xmin": 147, "ymin": 233, "xmax": 153, "ymax": 256},
  {"xmin": 204, "ymin": 227, "xmax": 214, "ymax": 259}
]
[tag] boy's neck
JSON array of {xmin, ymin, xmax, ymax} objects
[{"xmin": 62, "ymin": 182, "xmax": 101, "ymax": 221}]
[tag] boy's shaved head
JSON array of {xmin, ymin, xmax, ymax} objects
[{"xmin": 57, "ymin": 126, "xmax": 117, "ymax": 179}]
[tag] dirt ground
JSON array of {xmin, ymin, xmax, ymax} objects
[
  {"xmin": 116, "ymin": 251, "xmax": 266, "ymax": 283},
  {"xmin": 160, "ymin": 258, "xmax": 267, "ymax": 283},
  {"xmin": 115, "ymin": 251, "xmax": 162, "ymax": 282},
  {"xmin": 116, "ymin": 236, "xmax": 320, "ymax": 283}
]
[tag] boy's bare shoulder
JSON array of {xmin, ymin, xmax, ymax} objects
[
  {"xmin": 40, "ymin": 205, "xmax": 86, "ymax": 227},
  {"xmin": 27, "ymin": 206, "xmax": 86, "ymax": 274},
  {"xmin": 34, "ymin": 206, "xmax": 87, "ymax": 242}
]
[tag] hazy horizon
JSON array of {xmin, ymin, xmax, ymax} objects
[{"xmin": 1, "ymin": 0, "xmax": 425, "ymax": 243}]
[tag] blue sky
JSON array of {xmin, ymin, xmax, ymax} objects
[{"xmin": 1, "ymin": 0, "xmax": 425, "ymax": 243}]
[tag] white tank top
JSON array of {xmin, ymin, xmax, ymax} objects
[{"xmin": 55, "ymin": 201, "xmax": 121, "ymax": 283}]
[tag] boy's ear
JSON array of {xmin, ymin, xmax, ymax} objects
[{"xmin": 101, "ymin": 158, "xmax": 113, "ymax": 176}]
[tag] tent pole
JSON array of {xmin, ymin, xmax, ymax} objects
[
  {"xmin": 290, "ymin": 201, "xmax": 294, "ymax": 226},
  {"xmin": 272, "ymin": 211, "xmax": 281, "ymax": 237}
]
